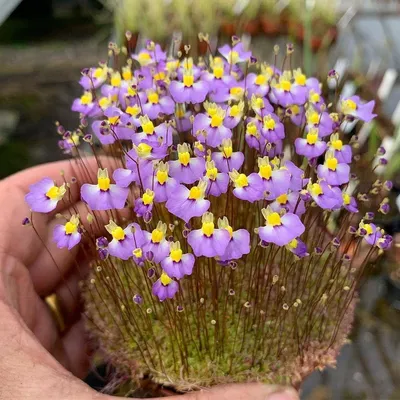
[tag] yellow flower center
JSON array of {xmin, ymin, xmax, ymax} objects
[
  {"xmin": 188, "ymin": 186, "xmax": 202, "ymax": 200},
  {"xmin": 295, "ymin": 74, "xmax": 306, "ymax": 86},
  {"xmin": 343, "ymin": 99, "xmax": 357, "ymax": 111},
  {"xmin": 122, "ymin": 70, "xmax": 132, "ymax": 81},
  {"xmin": 264, "ymin": 117, "xmax": 276, "ymax": 130},
  {"xmin": 125, "ymin": 105, "xmax": 140, "ymax": 117},
  {"xmin": 281, "ymin": 80, "xmax": 292, "ymax": 92},
  {"xmin": 98, "ymin": 177, "xmax": 110, "ymax": 191},
  {"xmin": 229, "ymin": 105, "xmax": 240, "ymax": 118},
  {"xmin": 142, "ymin": 121, "xmax": 155, "ymax": 135},
  {"xmin": 160, "ymin": 272, "xmax": 172, "ymax": 285},
  {"xmin": 65, "ymin": 221, "xmax": 77, "ymax": 235},
  {"xmin": 234, "ymin": 174, "xmax": 248, "ymax": 188},
  {"xmin": 309, "ymin": 112, "xmax": 320, "ymax": 125},
  {"xmin": 211, "ymin": 114, "xmax": 223, "ymax": 128},
  {"xmin": 277, "ymin": 193, "xmax": 288, "ymax": 204},
  {"xmin": 148, "ymin": 92, "xmax": 159, "ymax": 104},
  {"xmin": 133, "ymin": 248, "xmax": 143, "ymax": 258},
  {"xmin": 343, "ymin": 193, "xmax": 351, "ymax": 205},
  {"xmin": 331, "ymin": 139, "xmax": 343, "ymax": 151},
  {"xmin": 137, "ymin": 143, "xmax": 152, "ymax": 157},
  {"xmin": 311, "ymin": 183, "xmax": 323, "ymax": 196},
  {"xmin": 267, "ymin": 212, "xmax": 282, "ymax": 226},
  {"xmin": 310, "ymin": 92, "xmax": 320, "ymax": 103},
  {"xmin": 247, "ymin": 123, "xmax": 258, "ymax": 136},
  {"xmin": 142, "ymin": 191, "xmax": 154, "ymax": 205},
  {"xmin": 138, "ymin": 52, "xmax": 152, "ymax": 65},
  {"xmin": 289, "ymin": 238, "xmax": 298, "ymax": 249},
  {"xmin": 253, "ymin": 97, "xmax": 264, "ymax": 109},
  {"xmin": 151, "ymin": 228, "xmax": 164, "ymax": 243},
  {"xmin": 178, "ymin": 152, "xmax": 191, "ymax": 166},
  {"xmin": 80, "ymin": 92, "xmax": 93, "ymax": 105},
  {"xmin": 290, "ymin": 105, "xmax": 300, "ymax": 115},
  {"xmin": 255, "ymin": 74, "xmax": 267, "ymax": 86},
  {"xmin": 225, "ymin": 225, "xmax": 233, "ymax": 238},
  {"xmin": 154, "ymin": 72, "xmax": 166, "ymax": 81},
  {"xmin": 259, "ymin": 164, "xmax": 272, "ymax": 180},
  {"xmin": 228, "ymin": 50, "xmax": 239, "ymax": 64},
  {"xmin": 108, "ymin": 116, "xmax": 119, "ymax": 125},
  {"xmin": 206, "ymin": 167, "xmax": 218, "ymax": 180},
  {"xmin": 213, "ymin": 66, "xmax": 224, "ymax": 79},
  {"xmin": 111, "ymin": 74, "xmax": 122, "ymax": 87},
  {"xmin": 364, "ymin": 224, "xmax": 373, "ymax": 235},
  {"xmin": 306, "ymin": 132, "xmax": 318, "ymax": 145},
  {"xmin": 230, "ymin": 87, "xmax": 244, "ymax": 97},
  {"xmin": 326, "ymin": 158, "xmax": 338, "ymax": 171},
  {"xmin": 111, "ymin": 226, "xmax": 125, "ymax": 241},
  {"xmin": 99, "ymin": 97, "xmax": 111, "ymax": 108},
  {"xmin": 128, "ymin": 86, "xmax": 137, "ymax": 96},
  {"xmin": 202, "ymin": 221, "xmax": 215, "ymax": 237},
  {"xmin": 156, "ymin": 170, "xmax": 168, "ymax": 185},
  {"xmin": 46, "ymin": 186, "xmax": 63, "ymax": 200},
  {"xmin": 223, "ymin": 146, "xmax": 233, "ymax": 158},
  {"xmin": 170, "ymin": 248, "xmax": 183, "ymax": 262},
  {"xmin": 93, "ymin": 67, "xmax": 105, "ymax": 79},
  {"xmin": 183, "ymin": 75, "xmax": 194, "ymax": 87}
]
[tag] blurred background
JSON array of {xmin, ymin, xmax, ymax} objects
[{"xmin": 0, "ymin": 0, "xmax": 399, "ymax": 398}]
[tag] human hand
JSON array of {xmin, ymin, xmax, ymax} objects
[{"xmin": 0, "ymin": 160, "xmax": 298, "ymax": 400}]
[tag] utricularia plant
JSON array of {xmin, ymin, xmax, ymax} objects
[{"xmin": 25, "ymin": 36, "xmax": 393, "ymax": 392}]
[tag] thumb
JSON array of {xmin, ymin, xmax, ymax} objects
[{"xmin": 98, "ymin": 383, "xmax": 298, "ymax": 400}]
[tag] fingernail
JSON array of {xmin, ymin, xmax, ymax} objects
[{"xmin": 267, "ymin": 388, "xmax": 299, "ymax": 400}]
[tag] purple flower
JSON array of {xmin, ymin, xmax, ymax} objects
[
  {"xmin": 113, "ymin": 158, "xmax": 153, "ymax": 188},
  {"xmin": 270, "ymin": 191, "xmax": 306, "ymax": 216},
  {"xmin": 165, "ymin": 180, "xmax": 210, "ymax": 223},
  {"xmin": 307, "ymin": 180, "xmax": 343, "ymax": 210},
  {"xmin": 187, "ymin": 212, "xmax": 231, "ymax": 257},
  {"xmin": 343, "ymin": 193, "xmax": 358, "ymax": 213},
  {"xmin": 142, "ymin": 161, "xmax": 179, "ymax": 202},
  {"xmin": 250, "ymin": 95, "xmax": 274, "ymax": 118},
  {"xmin": 358, "ymin": 221, "xmax": 382, "ymax": 246},
  {"xmin": 294, "ymin": 129, "xmax": 327, "ymax": 159},
  {"xmin": 329, "ymin": 133, "xmax": 352, "ymax": 163},
  {"xmin": 141, "ymin": 89, "xmax": 175, "ymax": 120},
  {"xmin": 71, "ymin": 91, "xmax": 98, "ymax": 117},
  {"xmin": 169, "ymin": 69, "xmax": 209, "ymax": 104},
  {"xmin": 211, "ymin": 139, "xmax": 244, "ymax": 172},
  {"xmin": 25, "ymin": 178, "xmax": 66, "ymax": 213},
  {"xmin": 230, "ymin": 170, "xmax": 264, "ymax": 203},
  {"xmin": 204, "ymin": 161, "xmax": 229, "ymax": 197},
  {"xmin": 133, "ymin": 43, "xmax": 166, "ymax": 66},
  {"xmin": 224, "ymin": 101, "xmax": 244, "ymax": 129},
  {"xmin": 81, "ymin": 168, "xmax": 129, "ymax": 210},
  {"xmin": 317, "ymin": 151, "xmax": 350, "ymax": 186},
  {"xmin": 257, "ymin": 157, "xmax": 291, "ymax": 200},
  {"xmin": 79, "ymin": 66, "xmax": 108, "ymax": 90},
  {"xmin": 133, "ymin": 116, "xmax": 173, "ymax": 147},
  {"xmin": 218, "ymin": 42, "xmax": 251, "ymax": 65},
  {"xmin": 286, "ymin": 238, "xmax": 308, "ymax": 258},
  {"xmin": 306, "ymin": 109, "xmax": 334, "ymax": 138},
  {"xmin": 106, "ymin": 221, "xmax": 147, "ymax": 260},
  {"xmin": 161, "ymin": 241, "xmax": 195, "ymax": 279},
  {"xmin": 131, "ymin": 140, "xmax": 168, "ymax": 161},
  {"xmin": 245, "ymin": 65, "xmax": 274, "ymax": 98},
  {"xmin": 287, "ymin": 104, "xmax": 306, "ymax": 126},
  {"xmin": 218, "ymin": 217, "xmax": 251, "ymax": 261},
  {"xmin": 193, "ymin": 103, "xmax": 232, "ymax": 148},
  {"xmin": 258, "ymin": 207, "xmax": 305, "ymax": 246},
  {"xmin": 134, "ymin": 189, "xmax": 155, "ymax": 217},
  {"xmin": 53, "ymin": 215, "xmax": 81, "ymax": 250},
  {"xmin": 284, "ymin": 161, "xmax": 308, "ymax": 191},
  {"xmin": 271, "ymin": 71, "xmax": 308, "ymax": 107},
  {"xmin": 260, "ymin": 114, "xmax": 285, "ymax": 143},
  {"xmin": 168, "ymin": 143, "xmax": 205, "ymax": 184},
  {"xmin": 340, "ymin": 96, "xmax": 376, "ymax": 122},
  {"xmin": 143, "ymin": 221, "xmax": 170, "ymax": 263},
  {"xmin": 152, "ymin": 272, "xmax": 179, "ymax": 301}
]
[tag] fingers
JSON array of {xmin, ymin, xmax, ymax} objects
[{"xmin": 95, "ymin": 384, "xmax": 298, "ymax": 400}]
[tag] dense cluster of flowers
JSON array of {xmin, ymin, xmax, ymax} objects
[{"xmin": 25, "ymin": 36, "xmax": 393, "ymax": 390}]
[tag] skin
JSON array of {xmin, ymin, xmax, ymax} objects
[{"xmin": 0, "ymin": 159, "xmax": 298, "ymax": 400}]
